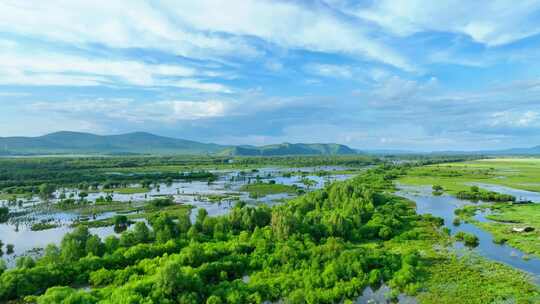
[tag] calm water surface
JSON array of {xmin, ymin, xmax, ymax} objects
[
  {"xmin": 398, "ymin": 185, "xmax": 540, "ymax": 283},
  {"xmin": 0, "ymin": 166, "xmax": 354, "ymax": 263}
]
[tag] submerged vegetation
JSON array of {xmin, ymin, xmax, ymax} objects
[
  {"xmin": 0, "ymin": 159, "xmax": 537, "ymax": 303},
  {"xmin": 454, "ymin": 231, "xmax": 480, "ymax": 248}
]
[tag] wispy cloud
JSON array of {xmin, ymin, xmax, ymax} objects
[
  {"xmin": 0, "ymin": 51, "xmax": 231, "ymax": 92},
  {"xmin": 1, "ymin": 1, "xmax": 540, "ymax": 149},
  {"xmin": 0, "ymin": 0, "xmax": 414, "ymax": 71},
  {"xmin": 342, "ymin": 0, "xmax": 540, "ymax": 46},
  {"xmin": 304, "ymin": 63, "xmax": 354, "ymax": 79},
  {"xmin": 0, "ymin": 1, "xmax": 260, "ymax": 60},
  {"xmin": 27, "ymin": 99, "xmax": 232, "ymax": 123},
  {"xmin": 490, "ymin": 111, "xmax": 539, "ymax": 128}
]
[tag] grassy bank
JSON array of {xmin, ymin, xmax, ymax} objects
[
  {"xmin": 458, "ymin": 203, "xmax": 540, "ymax": 257},
  {"xmin": 399, "ymin": 157, "xmax": 540, "ymax": 258}
]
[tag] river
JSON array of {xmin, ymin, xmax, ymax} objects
[{"xmin": 397, "ymin": 184, "xmax": 540, "ymax": 283}]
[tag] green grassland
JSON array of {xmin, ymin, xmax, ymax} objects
[
  {"xmin": 399, "ymin": 158, "xmax": 540, "ymax": 194},
  {"xmin": 481, "ymin": 205, "xmax": 540, "ymax": 257},
  {"xmin": 106, "ymin": 187, "xmax": 150, "ymax": 194},
  {"xmin": 53, "ymin": 200, "xmax": 140, "ymax": 214},
  {"xmin": 240, "ymin": 183, "xmax": 298, "ymax": 197},
  {"xmin": 416, "ymin": 254, "xmax": 538, "ymax": 304}
]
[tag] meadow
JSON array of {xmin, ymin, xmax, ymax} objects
[{"xmin": 399, "ymin": 158, "xmax": 540, "ymax": 193}]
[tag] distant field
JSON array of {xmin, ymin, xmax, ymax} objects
[{"xmin": 399, "ymin": 158, "xmax": 540, "ymax": 193}]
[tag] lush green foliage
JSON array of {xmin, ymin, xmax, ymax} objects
[
  {"xmin": 0, "ymin": 207, "xmax": 8, "ymax": 223},
  {"xmin": 0, "ymin": 155, "xmax": 377, "ymax": 196},
  {"xmin": 1, "ymin": 160, "xmax": 538, "ymax": 303},
  {"xmin": 30, "ymin": 222, "xmax": 59, "ymax": 231},
  {"xmin": 454, "ymin": 231, "xmax": 480, "ymax": 248},
  {"xmin": 456, "ymin": 186, "xmax": 515, "ymax": 202},
  {"xmin": 0, "ymin": 166, "xmax": 437, "ymax": 303}
]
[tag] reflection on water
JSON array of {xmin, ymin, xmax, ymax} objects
[
  {"xmin": 0, "ymin": 220, "xmax": 140, "ymax": 266},
  {"xmin": 356, "ymin": 285, "xmax": 416, "ymax": 304},
  {"xmin": 398, "ymin": 185, "xmax": 540, "ymax": 282}
]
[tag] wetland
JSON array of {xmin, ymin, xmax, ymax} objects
[{"xmin": 0, "ymin": 156, "xmax": 539, "ymax": 303}]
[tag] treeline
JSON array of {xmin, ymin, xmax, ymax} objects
[
  {"xmin": 0, "ymin": 155, "xmax": 380, "ymax": 193},
  {"xmin": 0, "ymin": 170, "xmax": 215, "ymax": 195},
  {"xmin": 231, "ymin": 155, "xmax": 379, "ymax": 167},
  {"xmin": 381, "ymin": 155, "xmax": 483, "ymax": 164},
  {"xmin": 0, "ymin": 156, "xmax": 224, "ymax": 192},
  {"xmin": 456, "ymin": 186, "xmax": 515, "ymax": 202},
  {"xmin": 0, "ymin": 165, "xmax": 443, "ymax": 303}
]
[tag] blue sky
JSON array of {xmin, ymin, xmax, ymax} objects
[{"xmin": 1, "ymin": 0, "xmax": 540, "ymax": 151}]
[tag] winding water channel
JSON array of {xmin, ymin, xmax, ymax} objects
[{"xmin": 398, "ymin": 184, "xmax": 540, "ymax": 283}]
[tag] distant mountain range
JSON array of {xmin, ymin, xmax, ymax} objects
[
  {"xmin": 1, "ymin": 131, "xmax": 539, "ymax": 156},
  {"xmin": 0, "ymin": 131, "xmax": 357, "ymax": 156},
  {"xmin": 363, "ymin": 146, "xmax": 540, "ymax": 156},
  {"xmin": 488, "ymin": 146, "xmax": 540, "ymax": 155},
  {"xmin": 220, "ymin": 143, "xmax": 357, "ymax": 156}
]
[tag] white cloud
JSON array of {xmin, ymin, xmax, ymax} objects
[
  {"xmin": 170, "ymin": 100, "xmax": 228, "ymax": 120},
  {"xmin": 344, "ymin": 0, "xmax": 540, "ymax": 46},
  {"xmin": 490, "ymin": 111, "xmax": 539, "ymax": 127},
  {"xmin": 0, "ymin": 51, "xmax": 231, "ymax": 92},
  {"xmin": 174, "ymin": 79, "xmax": 232, "ymax": 94},
  {"xmin": 368, "ymin": 75, "xmax": 438, "ymax": 104},
  {"xmin": 304, "ymin": 63, "xmax": 353, "ymax": 79},
  {"xmin": 0, "ymin": 0, "xmax": 414, "ymax": 71},
  {"xmin": 26, "ymin": 99, "xmax": 230, "ymax": 123},
  {"xmin": 0, "ymin": 1, "xmax": 260, "ymax": 60},
  {"xmin": 264, "ymin": 61, "xmax": 284, "ymax": 72},
  {"xmin": 162, "ymin": 0, "xmax": 414, "ymax": 71}
]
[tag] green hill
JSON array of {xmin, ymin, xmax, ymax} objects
[
  {"xmin": 0, "ymin": 131, "xmax": 225, "ymax": 155},
  {"xmin": 0, "ymin": 132, "xmax": 358, "ymax": 156},
  {"xmin": 219, "ymin": 143, "xmax": 357, "ymax": 156}
]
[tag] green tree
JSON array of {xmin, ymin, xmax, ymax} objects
[
  {"xmin": 85, "ymin": 235, "xmax": 104, "ymax": 256},
  {"xmin": 39, "ymin": 183, "xmax": 56, "ymax": 200},
  {"xmin": 61, "ymin": 226, "xmax": 90, "ymax": 261},
  {"xmin": 0, "ymin": 207, "xmax": 8, "ymax": 223},
  {"xmin": 133, "ymin": 222, "xmax": 151, "ymax": 243},
  {"xmin": 0, "ymin": 259, "xmax": 6, "ymax": 275},
  {"xmin": 157, "ymin": 262, "xmax": 203, "ymax": 298},
  {"xmin": 103, "ymin": 236, "xmax": 120, "ymax": 253}
]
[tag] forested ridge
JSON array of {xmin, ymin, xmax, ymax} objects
[{"xmin": 0, "ymin": 165, "xmax": 445, "ymax": 303}]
